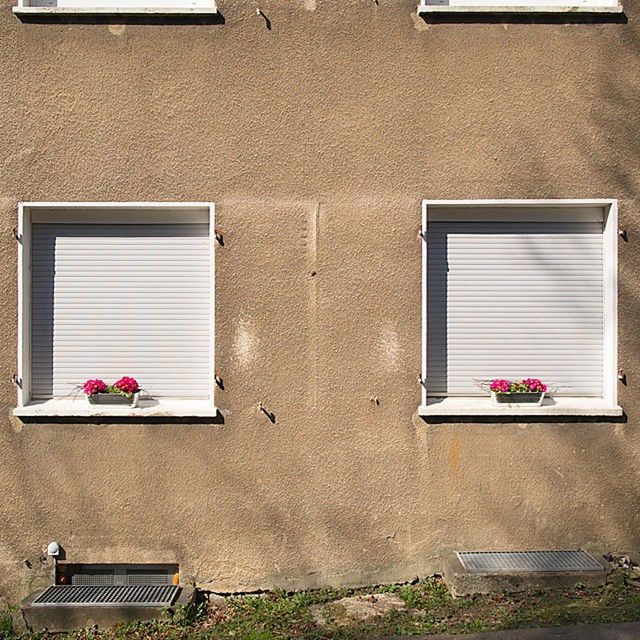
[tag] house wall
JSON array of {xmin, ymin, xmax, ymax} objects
[{"xmin": 1, "ymin": 0, "xmax": 640, "ymax": 603}]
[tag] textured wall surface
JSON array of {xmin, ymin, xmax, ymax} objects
[{"xmin": 1, "ymin": 0, "xmax": 640, "ymax": 604}]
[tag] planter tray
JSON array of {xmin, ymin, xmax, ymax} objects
[
  {"xmin": 491, "ymin": 391, "xmax": 544, "ymax": 406},
  {"xmin": 88, "ymin": 392, "xmax": 139, "ymax": 407}
]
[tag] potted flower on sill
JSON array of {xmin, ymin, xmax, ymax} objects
[
  {"xmin": 489, "ymin": 378, "xmax": 547, "ymax": 406},
  {"xmin": 83, "ymin": 376, "xmax": 140, "ymax": 407}
]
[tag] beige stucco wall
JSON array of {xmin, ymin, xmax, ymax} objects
[{"xmin": 0, "ymin": 0, "xmax": 639, "ymax": 604}]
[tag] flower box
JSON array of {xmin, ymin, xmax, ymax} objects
[
  {"xmin": 88, "ymin": 391, "xmax": 140, "ymax": 407},
  {"xmin": 489, "ymin": 377, "xmax": 548, "ymax": 407},
  {"xmin": 490, "ymin": 390, "xmax": 545, "ymax": 406},
  {"xmin": 83, "ymin": 376, "xmax": 141, "ymax": 408}
]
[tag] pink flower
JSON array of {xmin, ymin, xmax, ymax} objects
[
  {"xmin": 83, "ymin": 378, "xmax": 107, "ymax": 396},
  {"xmin": 114, "ymin": 376, "xmax": 139, "ymax": 394},
  {"xmin": 523, "ymin": 378, "xmax": 547, "ymax": 393},
  {"xmin": 490, "ymin": 378, "xmax": 511, "ymax": 393}
]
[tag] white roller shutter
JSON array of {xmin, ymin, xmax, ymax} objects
[
  {"xmin": 30, "ymin": 222, "xmax": 211, "ymax": 399},
  {"xmin": 426, "ymin": 218, "xmax": 604, "ymax": 396}
]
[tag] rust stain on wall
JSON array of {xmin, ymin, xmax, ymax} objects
[{"xmin": 448, "ymin": 435, "xmax": 460, "ymax": 475}]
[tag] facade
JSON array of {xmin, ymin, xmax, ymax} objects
[{"xmin": 1, "ymin": 0, "xmax": 639, "ymax": 605}]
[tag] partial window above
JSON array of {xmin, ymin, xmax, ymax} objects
[
  {"xmin": 13, "ymin": 0, "xmax": 217, "ymax": 17},
  {"xmin": 419, "ymin": 199, "xmax": 622, "ymax": 419},
  {"xmin": 14, "ymin": 202, "xmax": 216, "ymax": 419},
  {"xmin": 418, "ymin": 0, "xmax": 622, "ymax": 13}
]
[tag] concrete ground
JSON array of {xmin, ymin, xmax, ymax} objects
[{"xmin": 406, "ymin": 622, "xmax": 640, "ymax": 639}]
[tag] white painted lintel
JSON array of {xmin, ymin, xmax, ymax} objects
[
  {"xmin": 418, "ymin": 3, "xmax": 622, "ymax": 12},
  {"xmin": 13, "ymin": 5, "xmax": 218, "ymax": 15}
]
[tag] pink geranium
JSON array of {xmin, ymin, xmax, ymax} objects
[
  {"xmin": 490, "ymin": 377, "xmax": 548, "ymax": 393},
  {"xmin": 523, "ymin": 378, "xmax": 547, "ymax": 393},
  {"xmin": 490, "ymin": 378, "xmax": 511, "ymax": 393},
  {"xmin": 114, "ymin": 376, "xmax": 139, "ymax": 394},
  {"xmin": 83, "ymin": 379, "xmax": 107, "ymax": 396}
]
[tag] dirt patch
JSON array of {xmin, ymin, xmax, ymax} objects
[{"xmin": 310, "ymin": 593, "xmax": 406, "ymax": 626}]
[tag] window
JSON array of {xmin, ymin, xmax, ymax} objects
[
  {"xmin": 418, "ymin": 0, "xmax": 622, "ymax": 13},
  {"xmin": 15, "ymin": 202, "xmax": 216, "ymax": 418},
  {"xmin": 420, "ymin": 199, "xmax": 621, "ymax": 417},
  {"xmin": 13, "ymin": 0, "xmax": 217, "ymax": 17}
]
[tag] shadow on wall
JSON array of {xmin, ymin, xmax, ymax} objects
[
  {"xmin": 448, "ymin": 14, "xmax": 640, "ymax": 553},
  {"xmin": 14, "ymin": 11, "xmax": 225, "ymax": 24},
  {"xmin": 2, "ymin": 13, "xmax": 640, "ymax": 598},
  {"xmin": 419, "ymin": 11, "xmax": 627, "ymax": 24}
]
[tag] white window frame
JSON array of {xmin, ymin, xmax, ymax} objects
[
  {"xmin": 417, "ymin": 0, "xmax": 622, "ymax": 13},
  {"xmin": 15, "ymin": 201, "xmax": 217, "ymax": 419},
  {"xmin": 12, "ymin": 0, "xmax": 217, "ymax": 17},
  {"xmin": 419, "ymin": 199, "xmax": 622, "ymax": 418}
]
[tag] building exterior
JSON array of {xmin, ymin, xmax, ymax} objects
[{"xmin": 1, "ymin": 0, "xmax": 639, "ymax": 605}]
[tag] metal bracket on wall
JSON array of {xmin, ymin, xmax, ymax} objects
[
  {"xmin": 214, "ymin": 228, "xmax": 224, "ymax": 246},
  {"xmin": 618, "ymin": 228, "xmax": 628, "ymax": 242},
  {"xmin": 13, "ymin": 227, "xmax": 21, "ymax": 242},
  {"xmin": 11, "ymin": 374, "xmax": 21, "ymax": 388},
  {"xmin": 258, "ymin": 402, "xmax": 276, "ymax": 423},
  {"xmin": 618, "ymin": 370, "xmax": 627, "ymax": 385}
]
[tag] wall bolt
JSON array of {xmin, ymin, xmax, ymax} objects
[
  {"xmin": 258, "ymin": 402, "xmax": 276, "ymax": 423},
  {"xmin": 256, "ymin": 7, "xmax": 271, "ymax": 29}
]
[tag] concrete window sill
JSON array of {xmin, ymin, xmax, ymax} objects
[
  {"xmin": 14, "ymin": 397, "xmax": 218, "ymax": 419},
  {"xmin": 12, "ymin": 6, "xmax": 218, "ymax": 16},
  {"xmin": 419, "ymin": 396, "xmax": 623, "ymax": 421},
  {"xmin": 418, "ymin": 3, "xmax": 622, "ymax": 12}
]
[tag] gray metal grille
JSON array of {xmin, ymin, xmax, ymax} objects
[
  {"xmin": 67, "ymin": 564, "xmax": 176, "ymax": 586},
  {"xmin": 126, "ymin": 569, "xmax": 175, "ymax": 586},
  {"xmin": 33, "ymin": 585, "xmax": 180, "ymax": 607},
  {"xmin": 72, "ymin": 570, "xmax": 114, "ymax": 586},
  {"xmin": 457, "ymin": 551, "xmax": 604, "ymax": 574}
]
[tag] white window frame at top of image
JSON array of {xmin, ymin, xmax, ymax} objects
[
  {"xmin": 417, "ymin": 0, "xmax": 622, "ymax": 13},
  {"xmin": 15, "ymin": 201, "xmax": 217, "ymax": 419},
  {"xmin": 12, "ymin": 0, "xmax": 217, "ymax": 17},
  {"xmin": 419, "ymin": 198, "xmax": 622, "ymax": 418}
]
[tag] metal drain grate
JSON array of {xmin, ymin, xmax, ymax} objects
[
  {"xmin": 457, "ymin": 551, "xmax": 604, "ymax": 574},
  {"xmin": 33, "ymin": 585, "xmax": 180, "ymax": 607}
]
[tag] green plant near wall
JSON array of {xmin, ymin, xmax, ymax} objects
[{"xmin": 0, "ymin": 608, "xmax": 14, "ymax": 640}]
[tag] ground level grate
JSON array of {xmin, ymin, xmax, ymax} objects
[
  {"xmin": 457, "ymin": 550, "xmax": 604, "ymax": 574},
  {"xmin": 33, "ymin": 585, "xmax": 180, "ymax": 607}
]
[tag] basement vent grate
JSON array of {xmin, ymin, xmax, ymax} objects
[
  {"xmin": 457, "ymin": 551, "xmax": 604, "ymax": 574},
  {"xmin": 33, "ymin": 585, "xmax": 180, "ymax": 607}
]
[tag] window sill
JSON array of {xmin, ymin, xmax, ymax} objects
[
  {"xmin": 12, "ymin": 5, "xmax": 218, "ymax": 16},
  {"xmin": 14, "ymin": 397, "xmax": 218, "ymax": 419},
  {"xmin": 417, "ymin": 3, "xmax": 622, "ymax": 12},
  {"xmin": 419, "ymin": 396, "xmax": 623, "ymax": 421}
]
